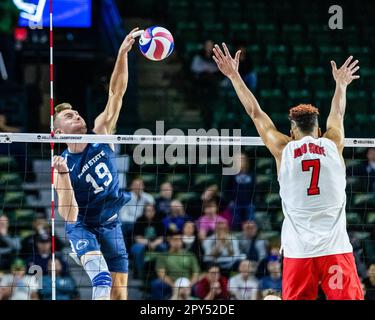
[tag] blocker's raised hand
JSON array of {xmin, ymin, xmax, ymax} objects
[
  {"xmin": 212, "ymin": 43, "xmax": 241, "ymax": 79},
  {"xmin": 331, "ymin": 56, "xmax": 360, "ymax": 86}
]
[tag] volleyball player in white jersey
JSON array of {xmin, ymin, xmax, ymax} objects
[{"xmin": 212, "ymin": 44, "xmax": 364, "ymax": 300}]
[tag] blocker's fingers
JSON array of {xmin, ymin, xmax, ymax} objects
[
  {"xmin": 212, "ymin": 48, "xmax": 223, "ymax": 62},
  {"xmin": 330, "ymin": 60, "xmax": 337, "ymax": 71},
  {"xmin": 214, "ymin": 44, "xmax": 226, "ymax": 60},
  {"xmin": 341, "ymin": 55, "xmax": 353, "ymax": 69},
  {"xmin": 212, "ymin": 55, "xmax": 220, "ymax": 65},
  {"xmin": 222, "ymin": 43, "xmax": 232, "ymax": 58},
  {"xmin": 350, "ymin": 66, "xmax": 360, "ymax": 74},
  {"xmin": 348, "ymin": 59, "xmax": 359, "ymax": 71}
]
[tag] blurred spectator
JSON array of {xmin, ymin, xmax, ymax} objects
[
  {"xmin": 191, "ymin": 40, "xmax": 218, "ymax": 78},
  {"xmin": 350, "ymin": 148, "xmax": 375, "ymax": 192},
  {"xmin": 155, "ymin": 182, "xmax": 173, "ymax": 218},
  {"xmin": 181, "ymin": 221, "xmax": 203, "ymax": 263},
  {"xmin": 228, "ymin": 260, "xmax": 259, "ymax": 300},
  {"xmin": 131, "ymin": 204, "xmax": 166, "ymax": 279},
  {"xmin": 262, "ymin": 289, "xmax": 282, "ymax": 300},
  {"xmin": 0, "ymin": 214, "xmax": 20, "ymax": 270},
  {"xmin": 0, "ymin": 258, "xmax": 39, "ymax": 300},
  {"xmin": 194, "ymin": 264, "xmax": 229, "ymax": 300},
  {"xmin": 119, "ymin": 178, "xmax": 155, "ymax": 241},
  {"xmin": 190, "ymin": 40, "xmax": 220, "ymax": 127},
  {"xmin": 162, "ymin": 200, "xmax": 188, "ymax": 234},
  {"xmin": 170, "ymin": 277, "xmax": 197, "ymax": 300},
  {"xmin": 0, "ymin": 114, "xmax": 20, "ymax": 132},
  {"xmin": 25, "ymin": 233, "xmax": 68, "ymax": 276},
  {"xmin": 151, "ymin": 232, "xmax": 200, "ymax": 300},
  {"xmin": 348, "ymin": 231, "xmax": 367, "ymax": 279},
  {"xmin": 259, "ymin": 256, "xmax": 282, "ymax": 293},
  {"xmin": 224, "ymin": 153, "xmax": 256, "ymax": 230},
  {"xmin": 256, "ymin": 241, "xmax": 281, "ymax": 279},
  {"xmin": 0, "ymin": 0, "xmax": 19, "ymax": 82},
  {"xmin": 201, "ymin": 184, "xmax": 220, "ymax": 204},
  {"xmin": 20, "ymin": 214, "xmax": 64, "ymax": 259},
  {"xmin": 39, "ymin": 258, "xmax": 79, "ymax": 300},
  {"xmin": 196, "ymin": 200, "xmax": 227, "ymax": 241},
  {"xmin": 238, "ymin": 220, "xmax": 268, "ymax": 262},
  {"xmin": 363, "ymin": 264, "xmax": 375, "ymax": 300},
  {"xmin": 221, "ymin": 46, "xmax": 257, "ymax": 91},
  {"xmin": 202, "ymin": 220, "xmax": 245, "ymax": 271}
]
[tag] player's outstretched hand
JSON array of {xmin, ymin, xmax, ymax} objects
[
  {"xmin": 331, "ymin": 56, "xmax": 360, "ymax": 87},
  {"xmin": 53, "ymin": 156, "xmax": 69, "ymax": 174},
  {"xmin": 119, "ymin": 27, "xmax": 139, "ymax": 54},
  {"xmin": 212, "ymin": 43, "xmax": 241, "ymax": 79}
]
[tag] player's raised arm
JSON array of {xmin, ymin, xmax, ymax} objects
[
  {"xmin": 212, "ymin": 43, "xmax": 290, "ymax": 160},
  {"xmin": 53, "ymin": 156, "xmax": 78, "ymax": 223},
  {"xmin": 324, "ymin": 56, "xmax": 360, "ymax": 153},
  {"xmin": 93, "ymin": 27, "xmax": 139, "ymax": 135}
]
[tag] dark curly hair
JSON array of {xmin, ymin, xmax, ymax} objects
[{"xmin": 289, "ymin": 104, "xmax": 320, "ymax": 133}]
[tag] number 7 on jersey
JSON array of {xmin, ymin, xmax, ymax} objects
[{"xmin": 302, "ymin": 159, "xmax": 321, "ymax": 196}]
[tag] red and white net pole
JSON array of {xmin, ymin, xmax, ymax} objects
[{"xmin": 49, "ymin": 0, "xmax": 56, "ymax": 301}]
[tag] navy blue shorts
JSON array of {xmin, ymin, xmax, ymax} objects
[{"xmin": 66, "ymin": 219, "xmax": 128, "ymax": 273}]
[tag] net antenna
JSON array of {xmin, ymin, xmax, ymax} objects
[{"xmin": 49, "ymin": 0, "xmax": 56, "ymax": 301}]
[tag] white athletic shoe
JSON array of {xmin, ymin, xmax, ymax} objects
[{"xmin": 69, "ymin": 252, "xmax": 82, "ymax": 266}]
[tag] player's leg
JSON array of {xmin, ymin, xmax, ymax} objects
[
  {"xmin": 319, "ymin": 253, "xmax": 364, "ymax": 300},
  {"xmin": 110, "ymin": 272, "xmax": 128, "ymax": 300},
  {"xmin": 66, "ymin": 223, "xmax": 112, "ymax": 300},
  {"xmin": 282, "ymin": 256, "xmax": 319, "ymax": 300},
  {"xmin": 99, "ymin": 220, "xmax": 129, "ymax": 300}
]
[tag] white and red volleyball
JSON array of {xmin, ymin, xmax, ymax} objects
[{"xmin": 139, "ymin": 26, "xmax": 174, "ymax": 61}]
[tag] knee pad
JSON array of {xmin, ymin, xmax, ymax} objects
[{"xmin": 82, "ymin": 253, "xmax": 112, "ymax": 300}]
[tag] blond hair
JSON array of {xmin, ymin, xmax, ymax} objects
[{"xmin": 53, "ymin": 103, "xmax": 72, "ymax": 129}]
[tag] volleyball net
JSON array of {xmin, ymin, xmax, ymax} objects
[{"xmin": 0, "ymin": 133, "xmax": 374, "ymax": 300}]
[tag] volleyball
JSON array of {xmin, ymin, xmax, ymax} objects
[{"xmin": 138, "ymin": 26, "xmax": 174, "ymax": 61}]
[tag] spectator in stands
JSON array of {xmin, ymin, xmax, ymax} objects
[
  {"xmin": 238, "ymin": 220, "xmax": 268, "ymax": 263},
  {"xmin": 202, "ymin": 220, "xmax": 245, "ymax": 271},
  {"xmin": 348, "ymin": 231, "xmax": 367, "ymax": 279},
  {"xmin": 0, "ymin": 258, "xmax": 39, "ymax": 300},
  {"xmin": 0, "ymin": 114, "xmax": 20, "ymax": 132},
  {"xmin": 262, "ymin": 289, "xmax": 282, "ymax": 300},
  {"xmin": 196, "ymin": 200, "xmax": 228, "ymax": 241},
  {"xmin": 363, "ymin": 263, "xmax": 375, "ymax": 300},
  {"xmin": 25, "ymin": 233, "xmax": 68, "ymax": 276},
  {"xmin": 201, "ymin": 184, "xmax": 220, "ymax": 204},
  {"xmin": 181, "ymin": 221, "xmax": 203, "ymax": 265},
  {"xmin": 190, "ymin": 40, "xmax": 220, "ymax": 127},
  {"xmin": 259, "ymin": 256, "xmax": 282, "ymax": 294},
  {"xmin": 119, "ymin": 178, "xmax": 155, "ymax": 241},
  {"xmin": 200, "ymin": 185, "xmax": 231, "ymax": 222},
  {"xmin": 191, "ymin": 40, "xmax": 219, "ymax": 78},
  {"xmin": 224, "ymin": 152, "xmax": 256, "ymax": 230},
  {"xmin": 351, "ymin": 148, "xmax": 375, "ymax": 192},
  {"xmin": 151, "ymin": 231, "xmax": 200, "ymax": 300},
  {"xmin": 0, "ymin": 0, "xmax": 19, "ymax": 82},
  {"xmin": 170, "ymin": 277, "xmax": 197, "ymax": 300},
  {"xmin": 228, "ymin": 260, "xmax": 259, "ymax": 300},
  {"xmin": 20, "ymin": 214, "xmax": 64, "ymax": 260},
  {"xmin": 155, "ymin": 182, "xmax": 173, "ymax": 218},
  {"xmin": 39, "ymin": 258, "xmax": 79, "ymax": 300},
  {"xmin": 162, "ymin": 200, "xmax": 188, "ymax": 234},
  {"xmin": 0, "ymin": 214, "xmax": 20, "ymax": 270},
  {"xmin": 131, "ymin": 204, "xmax": 166, "ymax": 279},
  {"xmin": 256, "ymin": 240, "xmax": 281, "ymax": 279},
  {"xmin": 194, "ymin": 263, "xmax": 229, "ymax": 300},
  {"xmin": 221, "ymin": 45, "xmax": 257, "ymax": 91}
]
